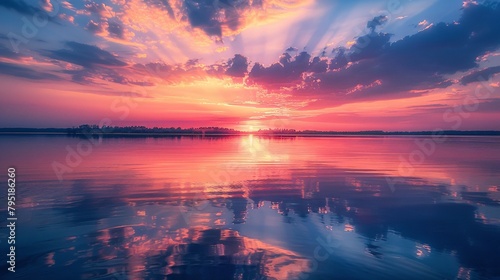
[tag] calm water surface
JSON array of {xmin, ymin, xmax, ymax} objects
[{"xmin": 0, "ymin": 135, "xmax": 499, "ymax": 280}]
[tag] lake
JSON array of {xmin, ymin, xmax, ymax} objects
[{"xmin": 0, "ymin": 135, "xmax": 499, "ymax": 280}]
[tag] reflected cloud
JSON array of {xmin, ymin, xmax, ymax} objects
[
  {"xmin": 44, "ymin": 226, "xmax": 310, "ymax": 279},
  {"xmin": 2, "ymin": 136, "xmax": 500, "ymax": 279}
]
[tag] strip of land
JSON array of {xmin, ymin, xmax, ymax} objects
[{"xmin": 1, "ymin": 126, "xmax": 499, "ymax": 137}]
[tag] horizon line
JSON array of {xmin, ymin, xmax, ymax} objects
[{"xmin": 1, "ymin": 126, "xmax": 500, "ymax": 135}]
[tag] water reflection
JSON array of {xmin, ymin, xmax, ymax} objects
[
  {"xmin": 0, "ymin": 135, "xmax": 499, "ymax": 279},
  {"xmin": 80, "ymin": 226, "xmax": 308, "ymax": 280}
]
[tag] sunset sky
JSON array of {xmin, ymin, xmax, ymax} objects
[{"xmin": 0, "ymin": 0, "xmax": 499, "ymax": 131}]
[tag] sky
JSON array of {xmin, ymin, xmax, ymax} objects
[{"xmin": 0, "ymin": 0, "xmax": 499, "ymax": 131}]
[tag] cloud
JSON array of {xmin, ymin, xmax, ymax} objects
[
  {"xmin": 0, "ymin": 0, "xmax": 49, "ymax": 17},
  {"xmin": 471, "ymin": 98, "xmax": 500, "ymax": 113},
  {"xmin": 133, "ymin": 61, "xmax": 211, "ymax": 84},
  {"xmin": 139, "ymin": 0, "xmax": 175, "ymax": 19},
  {"xmin": 414, "ymin": 97, "xmax": 500, "ymax": 115},
  {"xmin": 348, "ymin": 32, "xmax": 391, "ymax": 61},
  {"xmin": 225, "ymin": 54, "xmax": 248, "ymax": 77},
  {"xmin": 125, "ymin": 54, "xmax": 254, "ymax": 85},
  {"xmin": 62, "ymin": 67, "xmax": 154, "ymax": 86},
  {"xmin": 38, "ymin": 42, "xmax": 249, "ymax": 86},
  {"xmin": 85, "ymin": 20, "xmax": 107, "ymax": 34},
  {"xmin": 40, "ymin": 41, "xmax": 136, "ymax": 85},
  {"xmin": 183, "ymin": 0, "xmax": 226, "ymax": 38},
  {"xmin": 61, "ymin": 1, "xmax": 75, "ymax": 11},
  {"xmin": 418, "ymin": 19, "xmax": 428, "ymax": 26},
  {"xmin": 40, "ymin": 0, "xmax": 53, "ymax": 12},
  {"xmin": 248, "ymin": 51, "xmax": 315, "ymax": 88},
  {"xmin": 0, "ymin": 44, "xmax": 22, "ymax": 59},
  {"xmin": 308, "ymin": 56, "xmax": 328, "ymax": 73},
  {"xmin": 107, "ymin": 21, "xmax": 125, "ymax": 38},
  {"xmin": 58, "ymin": 13, "xmax": 75, "ymax": 24},
  {"xmin": 245, "ymin": 2, "xmax": 500, "ymax": 106},
  {"xmin": 118, "ymin": 0, "xmax": 311, "ymax": 41},
  {"xmin": 84, "ymin": 1, "xmax": 115, "ymax": 18},
  {"xmin": 366, "ymin": 15, "xmax": 388, "ymax": 32},
  {"xmin": 6, "ymin": 1, "xmax": 499, "ymax": 110},
  {"xmin": 460, "ymin": 66, "xmax": 500, "ymax": 85},
  {"xmin": 61, "ymin": 68, "xmax": 96, "ymax": 84},
  {"xmin": 132, "ymin": 57, "xmax": 241, "ymax": 84},
  {"xmin": 182, "ymin": 0, "xmax": 310, "ymax": 39},
  {"xmin": 82, "ymin": 1, "xmax": 135, "ymax": 42},
  {"xmin": 0, "ymin": 61, "xmax": 60, "ymax": 80},
  {"xmin": 45, "ymin": 41, "xmax": 127, "ymax": 68}
]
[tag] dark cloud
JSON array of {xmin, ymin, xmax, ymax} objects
[
  {"xmin": 247, "ymin": 2, "xmax": 500, "ymax": 104},
  {"xmin": 82, "ymin": 0, "xmax": 132, "ymax": 40},
  {"xmin": 107, "ymin": 21, "xmax": 125, "ymax": 39},
  {"xmin": 308, "ymin": 56, "xmax": 328, "ymax": 73},
  {"xmin": 45, "ymin": 41, "xmax": 127, "ymax": 68},
  {"xmin": 286, "ymin": 47, "xmax": 298, "ymax": 52},
  {"xmin": 471, "ymin": 98, "xmax": 500, "ymax": 113},
  {"xmin": 419, "ymin": 98, "xmax": 500, "ymax": 115},
  {"xmin": 366, "ymin": 15, "xmax": 388, "ymax": 32},
  {"xmin": 248, "ymin": 51, "xmax": 314, "ymax": 88},
  {"xmin": 0, "ymin": 42, "xmax": 60, "ymax": 81},
  {"xmin": 325, "ymin": 31, "xmax": 391, "ymax": 70},
  {"xmin": 85, "ymin": 20, "xmax": 105, "ymax": 34},
  {"xmin": 83, "ymin": 1, "xmax": 132, "ymax": 40},
  {"xmin": 40, "ymin": 42, "xmax": 133, "ymax": 85},
  {"xmin": 85, "ymin": 20, "xmax": 129, "ymax": 40},
  {"xmin": 144, "ymin": 0, "xmax": 175, "ymax": 18},
  {"xmin": 0, "ymin": 61, "xmax": 60, "ymax": 80},
  {"xmin": 349, "ymin": 32, "xmax": 391, "ymax": 61},
  {"xmin": 184, "ymin": 0, "xmax": 223, "ymax": 37},
  {"xmin": 460, "ymin": 66, "xmax": 500, "ymax": 85},
  {"xmin": 0, "ymin": 0, "xmax": 57, "ymax": 22},
  {"xmin": 247, "ymin": 51, "xmax": 329, "ymax": 88},
  {"xmin": 225, "ymin": 54, "xmax": 248, "ymax": 77},
  {"xmin": 84, "ymin": 1, "xmax": 114, "ymax": 18},
  {"xmin": 0, "ymin": 44, "xmax": 22, "ymax": 59},
  {"xmin": 182, "ymin": 0, "xmax": 262, "ymax": 39},
  {"xmin": 329, "ymin": 47, "xmax": 349, "ymax": 70}
]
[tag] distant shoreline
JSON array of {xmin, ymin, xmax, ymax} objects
[{"xmin": 1, "ymin": 131, "xmax": 500, "ymax": 137}]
